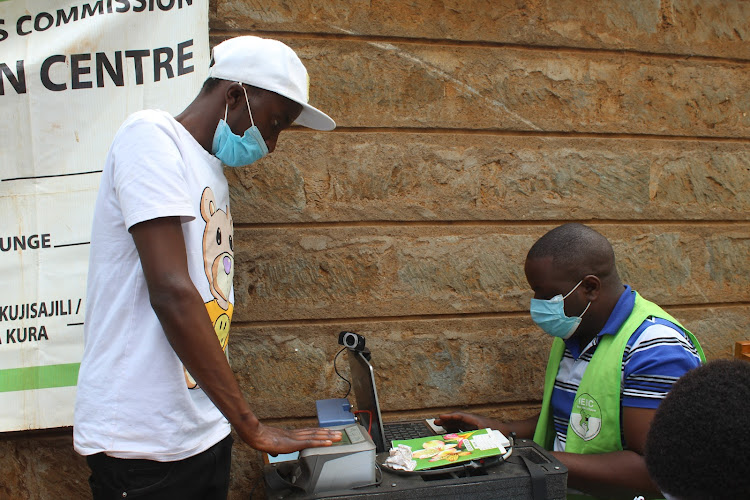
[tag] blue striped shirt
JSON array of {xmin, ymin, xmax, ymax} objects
[{"xmin": 550, "ymin": 286, "xmax": 702, "ymax": 452}]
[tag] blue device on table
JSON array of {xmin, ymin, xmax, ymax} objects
[{"xmin": 315, "ymin": 398, "xmax": 356, "ymax": 427}]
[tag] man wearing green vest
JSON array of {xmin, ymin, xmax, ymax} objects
[{"xmin": 437, "ymin": 223, "xmax": 705, "ymax": 499}]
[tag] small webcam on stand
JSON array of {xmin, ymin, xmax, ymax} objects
[{"xmin": 338, "ymin": 331, "xmax": 370, "ymax": 360}]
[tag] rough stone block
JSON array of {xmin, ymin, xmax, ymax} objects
[
  {"xmin": 228, "ymin": 317, "xmax": 550, "ymax": 419},
  {"xmin": 609, "ymin": 225, "xmax": 750, "ymax": 307},
  {"xmin": 227, "ymin": 133, "xmax": 750, "ymax": 223},
  {"xmin": 227, "ymin": 433, "xmax": 265, "ymax": 500},
  {"xmin": 211, "ymin": 0, "xmax": 750, "ymax": 59},
  {"xmin": 670, "ymin": 305, "xmax": 750, "ymax": 360},
  {"xmin": 226, "ymin": 305, "xmax": 750, "ymax": 420},
  {"xmin": 208, "ymin": 37, "xmax": 749, "ymax": 136},
  {"xmin": 232, "ymin": 224, "xmax": 750, "ymax": 321},
  {"xmin": 0, "ymin": 430, "xmax": 88, "ymax": 499},
  {"xmin": 217, "ymin": 39, "xmax": 748, "ymax": 137}
]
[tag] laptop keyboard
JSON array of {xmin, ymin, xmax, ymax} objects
[{"xmin": 384, "ymin": 421, "xmax": 435, "ymax": 443}]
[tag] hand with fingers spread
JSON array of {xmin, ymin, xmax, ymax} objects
[{"xmin": 242, "ymin": 423, "xmax": 343, "ymax": 455}]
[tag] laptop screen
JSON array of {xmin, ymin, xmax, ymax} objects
[{"xmin": 347, "ymin": 350, "xmax": 388, "ymax": 452}]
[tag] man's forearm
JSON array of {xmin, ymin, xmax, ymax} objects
[
  {"xmin": 150, "ymin": 282, "xmax": 260, "ymax": 442},
  {"xmin": 552, "ymin": 449, "xmax": 661, "ymax": 499},
  {"xmin": 499, "ymin": 415, "xmax": 538, "ymax": 439}
]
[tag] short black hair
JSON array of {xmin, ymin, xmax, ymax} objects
[
  {"xmin": 200, "ymin": 77, "xmax": 264, "ymax": 97},
  {"xmin": 526, "ymin": 223, "xmax": 617, "ymax": 281},
  {"xmin": 645, "ymin": 359, "xmax": 750, "ymax": 500},
  {"xmin": 200, "ymin": 77, "xmax": 223, "ymax": 94}
]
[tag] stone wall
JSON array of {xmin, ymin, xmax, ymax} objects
[{"xmin": 2, "ymin": 1, "xmax": 748, "ymax": 498}]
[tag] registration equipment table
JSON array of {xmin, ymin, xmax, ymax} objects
[{"xmin": 263, "ymin": 438, "xmax": 568, "ymax": 500}]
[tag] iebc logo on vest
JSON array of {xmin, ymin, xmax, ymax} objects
[{"xmin": 571, "ymin": 393, "xmax": 602, "ymax": 441}]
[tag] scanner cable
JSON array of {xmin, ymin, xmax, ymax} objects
[{"xmin": 333, "ymin": 346, "xmax": 352, "ymax": 398}]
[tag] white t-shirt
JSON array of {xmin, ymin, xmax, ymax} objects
[{"xmin": 74, "ymin": 110, "xmax": 234, "ymax": 461}]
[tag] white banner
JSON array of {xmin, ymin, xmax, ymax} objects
[{"xmin": 0, "ymin": 0, "xmax": 209, "ymax": 431}]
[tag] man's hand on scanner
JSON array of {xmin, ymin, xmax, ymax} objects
[{"xmin": 244, "ymin": 423, "xmax": 342, "ymax": 455}]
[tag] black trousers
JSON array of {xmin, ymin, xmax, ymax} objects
[{"xmin": 86, "ymin": 434, "xmax": 233, "ymax": 499}]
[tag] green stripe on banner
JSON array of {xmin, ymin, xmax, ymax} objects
[{"xmin": 0, "ymin": 363, "xmax": 80, "ymax": 392}]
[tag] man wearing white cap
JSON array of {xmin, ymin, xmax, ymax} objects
[{"xmin": 74, "ymin": 36, "xmax": 340, "ymax": 499}]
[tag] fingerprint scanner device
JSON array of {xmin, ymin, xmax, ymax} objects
[
  {"xmin": 316, "ymin": 398, "xmax": 356, "ymax": 427},
  {"xmin": 265, "ymin": 423, "xmax": 376, "ymax": 496}
]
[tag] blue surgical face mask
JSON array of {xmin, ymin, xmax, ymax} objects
[
  {"xmin": 211, "ymin": 84, "xmax": 269, "ymax": 167},
  {"xmin": 529, "ymin": 280, "xmax": 591, "ymax": 340}
]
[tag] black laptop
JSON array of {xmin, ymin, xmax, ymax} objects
[{"xmin": 347, "ymin": 349, "xmax": 440, "ymax": 453}]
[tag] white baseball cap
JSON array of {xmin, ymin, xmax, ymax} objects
[{"xmin": 208, "ymin": 36, "xmax": 335, "ymax": 131}]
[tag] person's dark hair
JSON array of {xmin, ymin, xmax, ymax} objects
[
  {"xmin": 200, "ymin": 77, "xmax": 223, "ymax": 94},
  {"xmin": 645, "ymin": 359, "xmax": 750, "ymax": 500},
  {"xmin": 526, "ymin": 223, "xmax": 617, "ymax": 281},
  {"xmin": 200, "ymin": 77, "xmax": 264, "ymax": 98}
]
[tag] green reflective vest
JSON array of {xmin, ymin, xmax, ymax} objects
[{"xmin": 533, "ymin": 292, "xmax": 705, "ymax": 454}]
